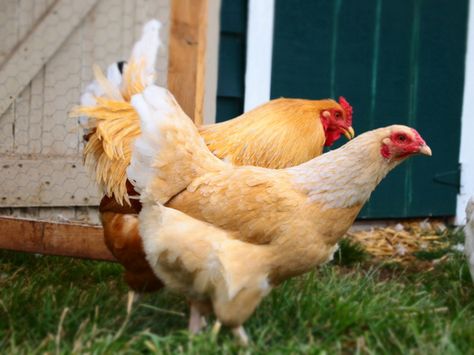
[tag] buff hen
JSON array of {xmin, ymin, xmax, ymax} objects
[{"xmin": 126, "ymin": 84, "xmax": 431, "ymax": 343}]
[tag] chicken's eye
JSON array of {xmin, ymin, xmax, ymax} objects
[
  {"xmin": 397, "ymin": 134, "xmax": 407, "ymax": 142},
  {"xmin": 334, "ymin": 111, "xmax": 342, "ymax": 119}
]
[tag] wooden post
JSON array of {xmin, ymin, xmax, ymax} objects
[
  {"xmin": 168, "ymin": 0, "xmax": 208, "ymax": 125},
  {"xmin": 0, "ymin": 217, "xmax": 115, "ymax": 261}
]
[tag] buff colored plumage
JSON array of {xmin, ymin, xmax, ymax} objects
[
  {"xmin": 73, "ymin": 20, "xmax": 354, "ymax": 299},
  {"xmin": 75, "ymin": 82, "xmax": 347, "ymax": 205},
  {"xmin": 200, "ymin": 98, "xmax": 331, "ymax": 168},
  {"xmin": 128, "ymin": 84, "xmax": 432, "ymax": 342},
  {"xmin": 74, "ymin": 20, "xmax": 358, "ymax": 331},
  {"xmin": 72, "ymin": 19, "xmax": 352, "ymax": 206},
  {"xmin": 138, "ymin": 203, "xmax": 272, "ymax": 344}
]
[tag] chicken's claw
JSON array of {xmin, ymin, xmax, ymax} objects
[
  {"xmin": 211, "ymin": 320, "xmax": 222, "ymax": 339},
  {"xmin": 231, "ymin": 326, "xmax": 250, "ymax": 347}
]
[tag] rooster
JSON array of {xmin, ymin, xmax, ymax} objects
[
  {"xmin": 200, "ymin": 96, "xmax": 354, "ymax": 168},
  {"xmin": 73, "ymin": 20, "xmax": 354, "ymax": 296},
  {"xmin": 127, "ymin": 84, "xmax": 432, "ymax": 344}
]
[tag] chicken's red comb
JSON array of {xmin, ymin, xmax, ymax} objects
[{"xmin": 338, "ymin": 96, "xmax": 353, "ymax": 125}]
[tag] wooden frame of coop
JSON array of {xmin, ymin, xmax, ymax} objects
[{"xmin": 0, "ymin": 0, "xmax": 210, "ymax": 262}]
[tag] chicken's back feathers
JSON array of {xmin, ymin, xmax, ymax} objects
[{"xmin": 199, "ymin": 98, "xmax": 334, "ymax": 168}]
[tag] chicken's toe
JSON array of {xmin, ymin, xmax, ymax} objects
[{"xmin": 231, "ymin": 326, "xmax": 249, "ymax": 346}]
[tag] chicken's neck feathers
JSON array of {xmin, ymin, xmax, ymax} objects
[{"xmin": 289, "ymin": 129, "xmax": 399, "ymax": 210}]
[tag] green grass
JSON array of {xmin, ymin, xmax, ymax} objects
[{"xmin": 1, "ymin": 232, "xmax": 474, "ymax": 354}]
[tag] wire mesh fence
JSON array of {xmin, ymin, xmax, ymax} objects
[{"xmin": 0, "ymin": 0, "xmax": 170, "ymax": 222}]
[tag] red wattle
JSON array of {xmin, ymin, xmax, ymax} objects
[
  {"xmin": 324, "ymin": 130, "xmax": 341, "ymax": 147},
  {"xmin": 381, "ymin": 144, "xmax": 391, "ymax": 158}
]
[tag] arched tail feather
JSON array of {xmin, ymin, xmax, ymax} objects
[{"xmin": 127, "ymin": 86, "xmax": 227, "ymax": 204}]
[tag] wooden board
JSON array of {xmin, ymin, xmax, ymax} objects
[
  {"xmin": 0, "ymin": 0, "xmax": 99, "ymax": 118},
  {"xmin": 1, "ymin": 206, "xmax": 100, "ymax": 225},
  {"xmin": 0, "ymin": 217, "xmax": 114, "ymax": 261},
  {"xmin": 0, "ymin": 0, "xmax": 170, "ymax": 208},
  {"xmin": 168, "ymin": 0, "xmax": 208, "ymax": 124}
]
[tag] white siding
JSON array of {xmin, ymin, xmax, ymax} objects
[
  {"xmin": 457, "ymin": 0, "xmax": 474, "ymax": 224},
  {"xmin": 244, "ymin": 0, "xmax": 274, "ymax": 112}
]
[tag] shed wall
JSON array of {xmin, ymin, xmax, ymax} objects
[{"xmin": 0, "ymin": 0, "xmax": 170, "ymax": 222}]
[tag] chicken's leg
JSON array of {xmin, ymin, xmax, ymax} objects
[
  {"xmin": 188, "ymin": 300, "xmax": 211, "ymax": 334},
  {"xmin": 231, "ymin": 326, "xmax": 249, "ymax": 346},
  {"xmin": 130, "ymin": 291, "xmax": 142, "ymax": 305},
  {"xmin": 188, "ymin": 303, "xmax": 203, "ymax": 334},
  {"xmin": 211, "ymin": 320, "xmax": 222, "ymax": 338}
]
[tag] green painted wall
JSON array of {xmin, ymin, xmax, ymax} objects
[
  {"xmin": 271, "ymin": 0, "xmax": 468, "ymax": 218},
  {"xmin": 216, "ymin": 0, "xmax": 248, "ymax": 122}
]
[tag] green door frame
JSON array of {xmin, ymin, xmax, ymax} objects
[{"xmin": 216, "ymin": 0, "xmax": 472, "ymax": 220}]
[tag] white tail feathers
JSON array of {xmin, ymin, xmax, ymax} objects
[
  {"xmin": 106, "ymin": 62, "xmax": 124, "ymax": 87},
  {"xmin": 127, "ymin": 86, "xmax": 175, "ymax": 195},
  {"xmin": 127, "ymin": 85, "xmax": 226, "ymax": 204},
  {"xmin": 132, "ymin": 85, "xmax": 175, "ymax": 120},
  {"xmin": 78, "ymin": 19, "xmax": 162, "ymax": 129},
  {"xmin": 131, "ymin": 19, "xmax": 161, "ymax": 86},
  {"xmin": 79, "ymin": 62, "xmax": 124, "ymax": 130},
  {"xmin": 80, "ymin": 62, "xmax": 123, "ymax": 107}
]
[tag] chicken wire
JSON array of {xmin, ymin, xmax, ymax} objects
[{"xmin": 0, "ymin": 0, "xmax": 170, "ymax": 222}]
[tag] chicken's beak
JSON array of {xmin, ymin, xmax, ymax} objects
[
  {"xmin": 418, "ymin": 144, "xmax": 432, "ymax": 156},
  {"xmin": 341, "ymin": 126, "xmax": 355, "ymax": 140}
]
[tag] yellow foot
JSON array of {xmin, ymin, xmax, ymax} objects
[
  {"xmin": 126, "ymin": 291, "xmax": 138, "ymax": 313},
  {"xmin": 231, "ymin": 326, "xmax": 249, "ymax": 347},
  {"xmin": 201, "ymin": 316, "xmax": 208, "ymax": 328},
  {"xmin": 211, "ymin": 320, "xmax": 222, "ymax": 341}
]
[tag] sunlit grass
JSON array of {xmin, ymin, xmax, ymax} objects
[{"xmin": 0, "ymin": 229, "xmax": 473, "ymax": 354}]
